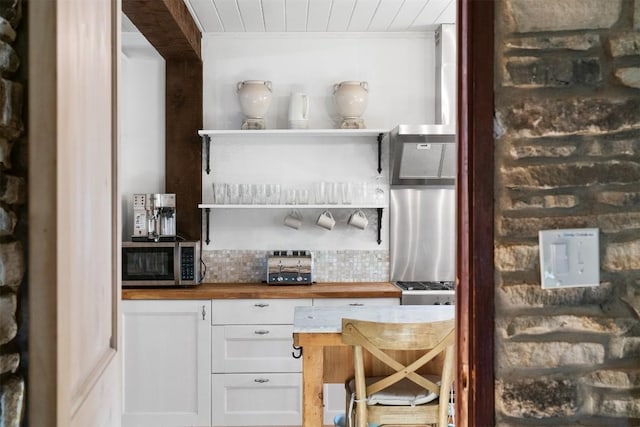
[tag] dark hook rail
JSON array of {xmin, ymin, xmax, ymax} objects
[{"xmin": 292, "ymin": 345, "xmax": 303, "ymax": 359}]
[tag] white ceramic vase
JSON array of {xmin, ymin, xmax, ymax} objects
[
  {"xmin": 333, "ymin": 81, "xmax": 368, "ymax": 119},
  {"xmin": 237, "ymin": 80, "xmax": 272, "ymax": 119}
]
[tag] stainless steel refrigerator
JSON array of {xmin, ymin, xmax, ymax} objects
[{"xmin": 389, "ymin": 125, "xmax": 456, "ymax": 282}]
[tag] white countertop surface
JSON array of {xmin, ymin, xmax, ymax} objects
[{"xmin": 293, "ymin": 305, "xmax": 455, "ymax": 334}]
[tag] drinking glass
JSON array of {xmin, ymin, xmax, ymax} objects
[
  {"xmin": 240, "ymin": 184, "xmax": 252, "ymax": 204},
  {"xmin": 327, "ymin": 182, "xmax": 340, "ymax": 204},
  {"xmin": 253, "ymin": 183, "xmax": 267, "ymax": 204},
  {"xmin": 226, "ymin": 183, "xmax": 240, "ymax": 204},
  {"xmin": 212, "ymin": 182, "xmax": 226, "ymax": 204},
  {"xmin": 266, "ymin": 184, "xmax": 281, "ymax": 204},
  {"xmin": 284, "ymin": 188, "xmax": 297, "ymax": 204},
  {"xmin": 313, "ymin": 182, "xmax": 327, "ymax": 204},
  {"xmin": 351, "ymin": 182, "xmax": 367, "ymax": 204},
  {"xmin": 296, "ymin": 188, "xmax": 309, "ymax": 204},
  {"xmin": 339, "ymin": 182, "xmax": 352, "ymax": 204}
]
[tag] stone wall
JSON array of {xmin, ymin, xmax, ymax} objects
[
  {"xmin": 0, "ymin": 0, "xmax": 24, "ymax": 426},
  {"xmin": 495, "ymin": 0, "xmax": 640, "ymax": 425}
]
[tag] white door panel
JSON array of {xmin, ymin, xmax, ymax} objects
[{"xmin": 29, "ymin": 0, "xmax": 122, "ymax": 425}]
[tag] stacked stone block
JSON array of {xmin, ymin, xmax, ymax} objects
[
  {"xmin": 0, "ymin": 0, "xmax": 23, "ymax": 426},
  {"xmin": 495, "ymin": 0, "xmax": 640, "ymax": 425}
]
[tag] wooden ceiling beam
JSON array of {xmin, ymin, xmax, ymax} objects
[{"xmin": 122, "ymin": 0, "xmax": 201, "ymax": 61}]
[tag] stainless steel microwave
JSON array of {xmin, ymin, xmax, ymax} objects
[{"xmin": 122, "ymin": 240, "xmax": 201, "ymax": 287}]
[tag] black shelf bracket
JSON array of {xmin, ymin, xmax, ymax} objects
[
  {"xmin": 202, "ymin": 134, "xmax": 212, "ymax": 175},
  {"xmin": 376, "ymin": 208, "xmax": 383, "ymax": 245},
  {"xmin": 377, "ymin": 133, "xmax": 383, "ymax": 174},
  {"xmin": 205, "ymin": 208, "xmax": 211, "ymax": 245}
]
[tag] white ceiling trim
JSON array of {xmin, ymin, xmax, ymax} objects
[{"xmin": 183, "ymin": 0, "xmax": 455, "ymax": 33}]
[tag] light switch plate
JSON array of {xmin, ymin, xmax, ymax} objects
[{"xmin": 539, "ymin": 228, "xmax": 600, "ymax": 289}]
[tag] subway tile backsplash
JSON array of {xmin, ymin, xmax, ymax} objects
[{"xmin": 201, "ymin": 250, "xmax": 389, "ymax": 283}]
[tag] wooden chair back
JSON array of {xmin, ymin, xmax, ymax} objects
[{"xmin": 341, "ymin": 318, "xmax": 455, "ymax": 427}]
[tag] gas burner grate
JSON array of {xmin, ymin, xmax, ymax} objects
[{"xmin": 395, "ymin": 281, "xmax": 455, "ymax": 291}]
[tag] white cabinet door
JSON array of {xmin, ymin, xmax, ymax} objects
[
  {"xmin": 122, "ymin": 300, "xmax": 211, "ymax": 427},
  {"xmin": 212, "ymin": 373, "xmax": 302, "ymax": 426},
  {"xmin": 212, "ymin": 324, "xmax": 301, "ymax": 373}
]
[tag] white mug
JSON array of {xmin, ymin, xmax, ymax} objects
[
  {"xmin": 284, "ymin": 209, "xmax": 303, "ymax": 229},
  {"xmin": 348, "ymin": 209, "xmax": 368, "ymax": 230},
  {"xmin": 288, "ymin": 93, "xmax": 309, "ymax": 129},
  {"xmin": 316, "ymin": 210, "xmax": 335, "ymax": 230}
]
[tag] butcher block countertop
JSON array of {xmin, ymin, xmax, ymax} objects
[{"xmin": 121, "ymin": 281, "xmax": 400, "ymax": 300}]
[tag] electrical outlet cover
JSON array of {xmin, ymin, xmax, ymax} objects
[{"xmin": 539, "ymin": 228, "xmax": 600, "ymax": 289}]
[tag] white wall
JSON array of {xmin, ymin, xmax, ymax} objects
[
  {"xmin": 120, "ymin": 32, "xmax": 165, "ymax": 240},
  {"xmin": 202, "ymin": 133, "xmax": 390, "ymax": 250},
  {"xmin": 119, "ymin": 31, "xmax": 436, "ymax": 249},
  {"xmin": 203, "ymin": 32, "xmax": 434, "ymax": 130},
  {"xmin": 201, "ymin": 32, "xmax": 433, "ymax": 250}
]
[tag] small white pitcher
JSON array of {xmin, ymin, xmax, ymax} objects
[{"xmin": 288, "ymin": 93, "xmax": 309, "ymax": 129}]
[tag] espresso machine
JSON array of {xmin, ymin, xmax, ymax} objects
[{"xmin": 132, "ymin": 193, "xmax": 177, "ymax": 242}]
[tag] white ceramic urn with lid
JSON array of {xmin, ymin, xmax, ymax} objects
[
  {"xmin": 333, "ymin": 81, "xmax": 368, "ymax": 129},
  {"xmin": 237, "ymin": 80, "xmax": 272, "ymax": 129}
]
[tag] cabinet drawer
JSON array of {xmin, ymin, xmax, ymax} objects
[
  {"xmin": 212, "ymin": 325, "xmax": 300, "ymax": 373},
  {"xmin": 212, "ymin": 373, "xmax": 302, "ymax": 426},
  {"xmin": 313, "ymin": 297, "xmax": 399, "ymax": 307},
  {"xmin": 211, "ymin": 298, "xmax": 312, "ymax": 325}
]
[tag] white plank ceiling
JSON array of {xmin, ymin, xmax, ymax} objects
[{"xmin": 183, "ymin": 0, "xmax": 456, "ymax": 33}]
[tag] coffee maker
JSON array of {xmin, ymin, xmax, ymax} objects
[{"xmin": 132, "ymin": 193, "xmax": 177, "ymax": 242}]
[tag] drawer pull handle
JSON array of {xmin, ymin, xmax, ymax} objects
[
  {"xmin": 254, "ymin": 330, "xmax": 270, "ymax": 335},
  {"xmin": 254, "ymin": 378, "xmax": 270, "ymax": 383},
  {"xmin": 349, "ymin": 303, "xmax": 364, "ymax": 306},
  {"xmin": 254, "ymin": 303, "xmax": 269, "ymax": 308}
]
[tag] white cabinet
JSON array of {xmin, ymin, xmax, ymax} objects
[
  {"xmin": 121, "ymin": 296, "xmax": 398, "ymax": 426},
  {"xmin": 313, "ymin": 297, "xmax": 400, "ymax": 425},
  {"xmin": 211, "ymin": 298, "xmax": 312, "ymax": 426},
  {"xmin": 122, "ymin": 300, "xmax": 211, "ymax": 427}
]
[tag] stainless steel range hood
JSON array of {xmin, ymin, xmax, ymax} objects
[
  {"xmin": 390, "ymin": 125, "xmax": 455, "ymax": 185},
  {"xmin": 389, "ymin": 24, "xmax": 456, "ymax": 186}
]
